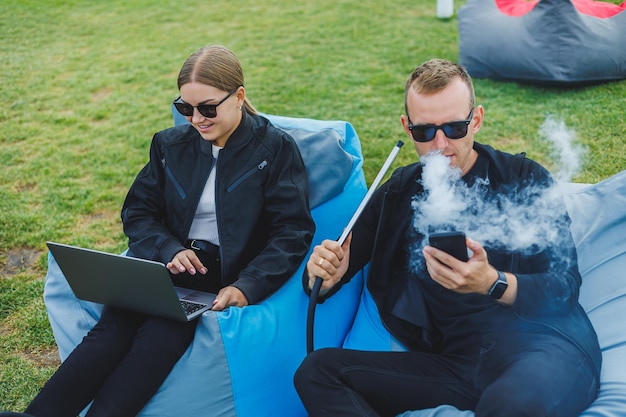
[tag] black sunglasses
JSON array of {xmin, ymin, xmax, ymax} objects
[
  {"xmin": 408, "ymin": 108, "xmax": 475, "ymax": 143},
  {"xmin": 173, "ymin": 87, "xmax": 240, "ymax": 118}
]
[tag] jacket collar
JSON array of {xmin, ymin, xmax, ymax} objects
[
  {"xmin": 222, "ymin": 110, "xmax": 253, "ymax": 150},
  {"xmin": 195, "ymin": 110, "xmax": 253, "ymax": 156}
]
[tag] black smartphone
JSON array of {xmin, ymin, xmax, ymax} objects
[{"xmin": 428, "ymin": 231, "xmax": 468, "ymax": 262}]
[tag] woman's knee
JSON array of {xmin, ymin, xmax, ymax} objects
[
  {"xmin": 133, "ymin": 318, "xmax": 197, "ymax": 358},
  {"xmin": 89, "ymin": 308, "xmax": 145, "ymax": 340}
]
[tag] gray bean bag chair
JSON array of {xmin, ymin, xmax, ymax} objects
[{"xmin": 458, "ymin": 0, "xmax": 626, "ymax": 85}]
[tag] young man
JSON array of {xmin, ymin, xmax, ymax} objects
[{"xmin": 294, "ymin": 59, "xmax": 601, "ymax": 417}]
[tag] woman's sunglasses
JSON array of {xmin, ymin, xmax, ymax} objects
[
  {"xmin": 408, "ymin": 108, "xmax": 475, "ymax": 143},
  {"xmin": 173, "ymin": 87, "xmax": 240, "ymax": 119}
]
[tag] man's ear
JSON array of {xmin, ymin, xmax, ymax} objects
[
  {"xmin": 400, "ymin": 114, "xmax": 412, "ymax": 138},
  {"xmin": 472, "ymin": 105, "xmax": 485, "ymax": 134}
]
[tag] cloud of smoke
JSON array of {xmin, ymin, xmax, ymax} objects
[
  {"xmin": 410, "ymin": 117, "xmax": 585, "ymax": 268},
  {"xmin": 539, "ymin": 116, "xmax": 587, "ymax": 183}
]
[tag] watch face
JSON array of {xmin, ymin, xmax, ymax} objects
[
  {"xmin": 489, "ymin": 271, "xmax": 508, "ymax": 300},
  {"xmin": 490, "ymin": 282, "xmax": 508, "ymax": 300}
]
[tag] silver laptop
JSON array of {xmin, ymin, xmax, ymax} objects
[{"xmin": 47, "ymin": 242, "xmax": 217, "ymax": 322}]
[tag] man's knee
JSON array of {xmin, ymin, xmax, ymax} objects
[
  {"xmin": 477, "ymin": 383, "xmax": 549, "ymax": 417},
  {"xmin": 294, "ymin": 348, "xmax": 338, "ymax": 390},
  {"xmin": 295, "ymin": 349, "xmax": 323, "ymax": 386}
]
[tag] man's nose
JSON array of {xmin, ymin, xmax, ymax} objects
[{"xmin": 432, "ymin": 128, "xmax": 448, "ymax": 149}]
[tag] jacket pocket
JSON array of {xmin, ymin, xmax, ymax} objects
[
  {"xmin": 390, "ymin": 271, "xmax": 435, "ymax": 330},
  {"xmin": 226, "ymin": 160, "xmax": 268, "ymax": 192},
  {"xmin": 162, "ymin": 158, "xmax": 187, "ymax": 200}
]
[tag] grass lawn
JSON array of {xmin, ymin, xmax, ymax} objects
[{"xmin": 1, "ymin": 0, "xmax": 624, "ymax": 411}]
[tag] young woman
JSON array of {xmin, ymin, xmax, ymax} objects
[{"xmin": 22, "ymin": 45, "xmax": 315, "ymax": 417}]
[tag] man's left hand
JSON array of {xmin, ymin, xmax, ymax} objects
[{"xmin": 423, "ymin": 237, "xmax": 497, "ymax": 295}]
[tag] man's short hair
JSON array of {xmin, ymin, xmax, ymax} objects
[{"xmin": 404, "ymin": 59, "xmax": 475, "ymax": 116}]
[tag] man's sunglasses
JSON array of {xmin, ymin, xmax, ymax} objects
[
  {"xmin": 173, "ymin": 87, "xmax": 240, "ymax": 119},
  {"xmin": 407, "ymin": 108, "xmax": 475, "ymax": 143}
]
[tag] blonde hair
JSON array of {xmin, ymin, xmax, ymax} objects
[
  {"xmin": 404, "ymin": 59, "xmax": 475, "ymax": 116},
  {"xmin": 177, "ymin": 45, "xmax": 257, "ymax": 115}
]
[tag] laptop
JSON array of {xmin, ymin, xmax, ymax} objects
[{"xmin": 47, "ymin": 242, "xmax": 217, "ymax": 322}]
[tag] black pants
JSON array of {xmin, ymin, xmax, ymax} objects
[
  {"xmin": 294, "ymin": 332, "xmax": 599, "ymax": 417},
  {"xmin": 171, "ymin": 241, "xmax": 222, "ymax": 294},
  {"xmin": 25, "ymin": 307, "xmax": 198, "ymax": 417}
]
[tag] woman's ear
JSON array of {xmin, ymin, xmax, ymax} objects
[{"xmin": 236, "ymin": 86, "xmax": 245, "ymax": 108}]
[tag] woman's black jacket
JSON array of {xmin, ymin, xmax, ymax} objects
[{"xmin": 122, "ymin": 112, "xmax": 315, "ymax": 304}]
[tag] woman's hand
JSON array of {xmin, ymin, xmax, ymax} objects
[
  {"xmin": 166, "ymin": 249, "xmax": 208, "ymax": 275},
  {"xmin": 211, "ymin": 286, "xmax": 248, "ymax": 310}
]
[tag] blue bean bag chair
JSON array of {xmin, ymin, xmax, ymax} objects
[
  {"xmin": 44, "ymin": 108, "xmax": 626, "ymax": 415},
  {"xmin": 43, "ymin": 113, "xmax": 369, "ymax": 416},
  {"xmin": 343, "ymin": 169, "xmax": 626, "ymax": 417},
  {"xmin": 458, "ymin": 0, "xmax": 626, "ymax": 85}
]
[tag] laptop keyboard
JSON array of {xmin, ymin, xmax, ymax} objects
[{"xmin": 180, "ymin": 299, "xmax": 209, "ymax": 316}]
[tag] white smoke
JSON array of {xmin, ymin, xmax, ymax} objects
[
  {"xmin": 416, "ymin": 151, "xmax": 467, "ymax": 227},
  {"xmin": 539, "ymin": 116, "xmax": 587, "ymax": 183},
  {"xmin": 411, "ymin": 116, "xmax": 585, "ymax": 264}
]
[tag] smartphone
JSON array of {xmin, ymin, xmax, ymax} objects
[{"xmin": 428, "ymin": 231, "xmax": 468, "ymax": 262}]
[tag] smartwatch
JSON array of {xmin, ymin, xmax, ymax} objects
[{"xmin": 488, "ymin": 270, "xmax": 508, "ymax": 300}]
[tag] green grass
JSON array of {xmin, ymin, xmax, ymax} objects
[{"xmin": 1, "ymin": 0, "xmax": 625, "ymax": 411}]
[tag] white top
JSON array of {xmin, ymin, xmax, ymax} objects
[{"xmin": 187, "ymin": 144, "xmax": 222, "ymax": 245}]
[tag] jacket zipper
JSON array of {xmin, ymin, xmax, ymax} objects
[
  {"xmin": 212, "ymin": 155, "xmax": 225, "ymax": 286},
  {"xmin": 226, "ymin": 160, "xmax": 268, "ymax": 192},
  {"xmin": 162, "ymin": 158, "xmax": 187, "ymax": 200}
]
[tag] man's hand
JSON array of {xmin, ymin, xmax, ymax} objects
[
  {"xmin": 423, "ymin": 237, "xmax": 499, "ymax": 295},
  {"xmin": 211, "ymin": 286, "xmax": 248, "ymax": 310},
  {"xmin": 166, "ymin": 249, "xmax": 208, "ymax": 275},
  {"xmin": 306, "ymin": 233, "xmax": 352, "ymax": 293}
]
